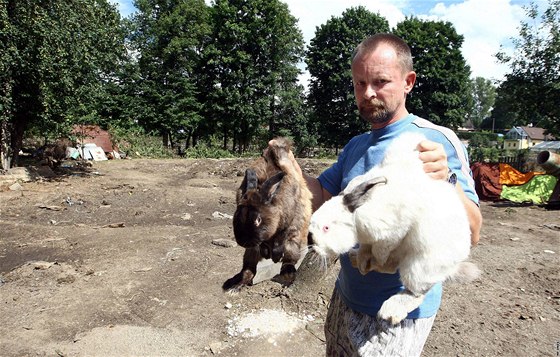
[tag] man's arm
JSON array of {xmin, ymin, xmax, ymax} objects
[
  {"xmin": 455, "ymin": 184, "xmax": 482, "ymax": 246},
  {"xmin": 279, "ymin": 141, "xmax": 332, "ymax": 212},
  {"xmin": 303, "ymin": 173, "xmax": 332, "ymax": 212}
]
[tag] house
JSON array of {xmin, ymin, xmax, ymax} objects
[{"xmin": 503, "ymin": 126, "xmax": 555, "ymax": 151}]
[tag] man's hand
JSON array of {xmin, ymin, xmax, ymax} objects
[
  {"xmin": 268, "ymin": 139, "xmax": 303, "ymax": 176},
  {"xmin": 417, "ymin": 140, "xmax": 448, "ymax": 180}
]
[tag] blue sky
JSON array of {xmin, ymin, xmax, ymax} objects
[{"xmin": 111, "ymin": 0, "xmax": 545, "ymax": 84}]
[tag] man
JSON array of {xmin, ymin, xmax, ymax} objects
[{"xmin": 291, "ymin": 33, "xmax": 482, "ymax": 356}]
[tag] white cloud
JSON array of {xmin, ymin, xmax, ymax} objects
[
  {"xmin": 424, "ymin": 0, "xmax": 528, "ymax": 81},
  {"xmin": 286, "ymin": 0, "xmax": 406, "ymax": 45},
  {"xmin": 282, "ymin": 0, "xmax": 530, "ymax": 82}
]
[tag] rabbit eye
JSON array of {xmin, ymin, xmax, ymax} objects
[{"xmin": 322, "ymin": 225, "xmax": 329, "ymax": 233}]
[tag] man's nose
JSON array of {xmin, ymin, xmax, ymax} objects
[{"xmin": 364, "ymin": 85, "xmax": 377, "ymax": 99}]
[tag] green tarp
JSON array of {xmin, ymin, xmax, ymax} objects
[{"xmin": 501, "ymin": 175, "xmax": 558, "ymax": 204}]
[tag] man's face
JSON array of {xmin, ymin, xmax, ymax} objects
[{"xmin": 351, "ymin": 44, "xmax": 415, "ymax": 129}]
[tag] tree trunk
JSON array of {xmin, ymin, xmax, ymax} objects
[
  {"xmin": 10, "ymin": 114, "xmax": 26, "ymax": 167},
  {"xmin": 0, "ymin": 120, "xmax": 12, "ymax": 169}
]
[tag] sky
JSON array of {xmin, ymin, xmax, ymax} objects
[{"xmin": 110, "ymin": 0, "xmax": 545, "ymax": 85}]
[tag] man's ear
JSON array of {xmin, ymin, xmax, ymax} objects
[{"xmin": 404, "ymin": 71, "xmax": 416, "ymax": 94}]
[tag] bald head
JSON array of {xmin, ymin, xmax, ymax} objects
[{"xmin": 352, "ymin": 33, "xmax": 413, "ymax": 75}]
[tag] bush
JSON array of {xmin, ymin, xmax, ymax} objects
[
  {"xmin": 183, "ymin": 141, "xmax": 236, "ymax": 159},
  {"xmin": 109, "ymin": 126, "xmax": 174, "ymax": 159}
]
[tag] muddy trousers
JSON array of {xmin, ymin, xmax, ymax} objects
[{"xmin": 324, "ymin": 288, "xmax": 436, "ymax": 357}]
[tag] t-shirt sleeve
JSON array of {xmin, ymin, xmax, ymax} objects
[
  {"xmin": 424, "ymin": 130, "xmax": 479, "ymax": 205},
  {"xmin": 317, "ymin": 143, "xmax": 352, "ymax": 196},
  {"xmin": 318, "ymin": 158, "xmax": 343, "ymax": 197}
]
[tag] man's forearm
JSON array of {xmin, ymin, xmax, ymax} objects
[
  {"xmin": 303, "ymin": 173, "xmax": 329, "ymax": 212},
  {"xmin": 455, "ymin": 184, "xmax": 482, "ymax": 246}
]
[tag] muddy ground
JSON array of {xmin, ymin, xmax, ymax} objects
[{"xmin": 0, "ymin": 158, "xmax": 559, "ymax": 357}]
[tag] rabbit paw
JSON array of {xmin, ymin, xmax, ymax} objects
[
  {"xmin": 273, "ymin": 264, "xmax": 297, "ymax": 286},
  {"xmin": 349, "ymin": 248, "xmax": 359, "ymax": 268},
  {"xmin": 378, "ymin": 292, "xmax": 425, "ymax": 325},
  {"xmin": 378, "ymin": 298, "xmax": 409, "ymax": 325},
  {"xmin": 222, "ymin": 271, "xmax": 254, "ymax": 293},
  {"xmin": 349, "ymin": 245, "xmax": 378, "ymax": 275}
]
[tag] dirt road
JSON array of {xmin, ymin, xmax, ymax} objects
[{"xmin": 0, "ymin": 158, "xmax": 558, "ymax": 356}]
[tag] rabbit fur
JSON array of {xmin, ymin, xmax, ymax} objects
[
  {"xmin": 223, "ymin": 137, "xmax": 313, "ymax": 292},
  {"xmin": 308, "ymin": 132, "xmax": 479, "ymax": 324}
]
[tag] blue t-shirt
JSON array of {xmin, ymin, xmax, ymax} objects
[{"xmin": 318, "ymin": 114, "xmax": 479, "ymax": 318}]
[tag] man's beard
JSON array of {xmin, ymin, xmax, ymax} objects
[{"xmin": 358, "ymin": 98, "xmax": 392, "ymax": 125}]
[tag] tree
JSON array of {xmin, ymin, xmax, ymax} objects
[
  {"xmin": 201, "ymin": 0, "xmax": 305, "ymax": 153},
  {"xmin": 485, "ymin": 86, "xmax": 520, "ymax": 132},
  {"xmin": 128, "ymin": 0, "xmax": 211, "ymax": 149},
  {"xmin": 394, "ymin": 18, "xmax": 472, "ymax": 130},
  {"xmin": 468, "ymin": 77, "xmax": 496, "ymax": 129},
  {"xmin": 495, "ymin": 0, "xmax": 560, "ymax": 137},
  {"xmin": 0, "ymin": 0, "xmax": 125, "ymax": 169},
  {"xmin": 306, "ymin": 7, "xmax": 389, "ymax": 150}
]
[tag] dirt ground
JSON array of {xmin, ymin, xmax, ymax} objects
[{"xmin": 0, "ymin": 158, "xmax": 559, "ymax": 357}]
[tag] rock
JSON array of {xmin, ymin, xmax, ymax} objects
[
  {"xmin": 211, "ymin": 239, "xmax": 237, "ymax": 248},
  {"xmin": 212, "ymin": 211, "xmax": 233, "ymax": 220},
  {"xmin": 6, "ymin": 167, "xmax": 32, "ymax": 182},
  {"xmin": 9, "ymin": 182, "xmax": 22, "ymax": 191},
  {"xmin": 209, "ymin": 342, "xmax": 223, "ymax": 354}
]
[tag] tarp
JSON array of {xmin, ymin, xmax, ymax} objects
[
  {"xmin": 501, "ymin": 175, "xmax": 558, "ymax": 204},
  {"xmin": 72, "ymin": 125, "xmax": 115, "ymax": 153},
  {"xmin": 471, "ymin": 162, "xmax": 502, "ymax": 201},
  {"xmin": 499, "ymin": 163, "xmax": 544, "ymax": 185},
  {"xmin": 471, "ymin": 162, "xmax": 556, "ymax": 204}
]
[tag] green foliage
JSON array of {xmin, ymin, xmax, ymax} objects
[
  {"xmin": 458, "ymin": 131, "xmax": 499, "ymax": 144},
  {"xmin": 468, "ymin": 77, "xmax": 496, "ymax": 129},
  {"xmin": 10, "ymin": 1, "xmax": 557, "ymax": 164},
  {"xmin": 468, "ymin": 146, "xmax": 502, "ymax": 163},
  {"xmin": 306, "ymin": 7, "xmax": 389, "ymax": 149},
  {"xmin": 0, "ymin": 0, "xmax": 126, "ymax": 168},
  {"xmin": 128, "ymin": 0, "xmax": 211, "ymax": 148},
  {"xmin": 109, "ymin": 125, "xmax": 174, "ymax": 158},
  {"xmin": 394, "ymin": 18, "xmax": 472, "ymax": 130},
  {"xmin": 182, "ymin": 140, "xmax": 236, "ymax": 159},
  {"xmin": 465, "ymin": 132, "xmax": 527, "ymax": 164},
  {"xmin": 494, "ymin": 0, "xmax": 560, "ymax": 137},
  {"xmin": 200, "ymin": 0, "xmax": 306, "ymax": 153}
]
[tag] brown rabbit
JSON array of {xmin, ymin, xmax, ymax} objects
[{"xmin": 222, "ymin": 138, "xmax": 312, "ymax": 292}]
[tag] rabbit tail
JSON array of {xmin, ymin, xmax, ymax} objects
[{"xmin": 446, "ymin": 262, "xmax": 481, "ymax": 284}]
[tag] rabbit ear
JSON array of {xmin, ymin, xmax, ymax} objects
[
  {"xmin": 261, "ymin": 171, "xmax": 285, "ymax": 204},
  {"xmin": 343, "ymin": 176, "xmax": 387, "ymax": 212},
  {"xmin": 239, "ymin": 169, "xmax": 258, "ymax": 200},
  {"xmin": 244, "ymin": 169, "xmax": 258, "ymax": 191}
]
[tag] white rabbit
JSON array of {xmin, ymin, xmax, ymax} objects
[{"xmin": 308, "ymin": 132, "xmax": 479, "ymax": 325}]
